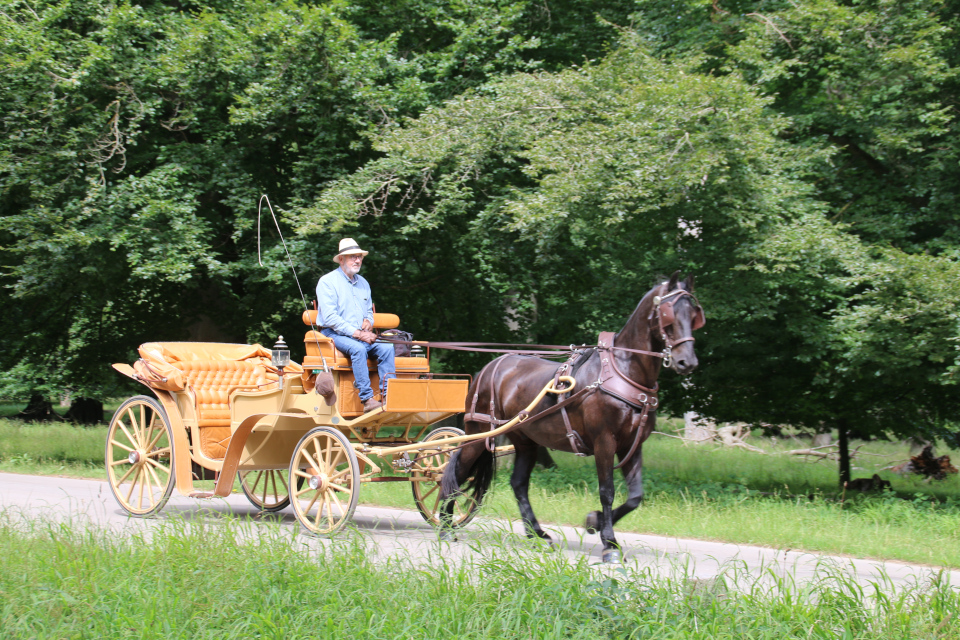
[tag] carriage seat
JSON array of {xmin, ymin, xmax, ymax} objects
[
  {"xmin": 300, "ymin": 310, "xmax": 429, "ymax": 373},
  {"xmin": 135, "ymin": 342, "xmax": 300, "ymax": 459}
]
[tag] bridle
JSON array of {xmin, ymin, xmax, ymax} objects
[{"xmin": 651, "ymin": 288, "xmax": 705, "ymax": 367}]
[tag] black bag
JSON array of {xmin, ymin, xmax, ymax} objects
[{"xmin": 380, "ymin": 329, "xmax": 414, "ymax": 357}]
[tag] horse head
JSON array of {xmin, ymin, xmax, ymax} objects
[{"xmin": 655, "ymin": 271, "xmax": 704, "ymax": 375}]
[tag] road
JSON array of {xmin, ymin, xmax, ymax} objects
[{"xmin": 1, "ymin": 471, "xmax": 956, "ymax": 591}]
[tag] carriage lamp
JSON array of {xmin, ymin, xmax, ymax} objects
[{"xmin": 272, "ymin": 336, "xmax": 290, "ymax": 388}]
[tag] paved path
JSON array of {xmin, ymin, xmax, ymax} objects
[{"xmin": 1, "ymin": 472, "xmax": 956, "ymax": 591}]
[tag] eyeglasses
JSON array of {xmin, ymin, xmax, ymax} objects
[{"xmin": 343, "ymin": 255, "xmax": 363, "ymax": 262}]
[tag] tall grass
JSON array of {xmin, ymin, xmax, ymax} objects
[
  {"xmin": 4, "ymin": 417, "xmax": 960, "ymax": 567},
  {"xmin": 0, "ymin": 513, "xmax": 956, "ymax": 639}
]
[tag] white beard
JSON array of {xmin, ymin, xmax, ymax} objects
[{"xmin": 341, "ymin": 262, "xmax": 361, "ymax": 278}]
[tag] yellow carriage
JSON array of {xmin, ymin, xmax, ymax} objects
[{"xmin": 107, "ymin": 309, "xmax": 573, "ymax": 535}]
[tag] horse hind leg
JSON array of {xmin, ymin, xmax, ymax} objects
[
  {"xmin": 437, "ymin": 441, "xmax": 494, "ymax": 540},
  {"xmin": 510, "ymin": 443, "xmax": 554, "ymax": 544}
]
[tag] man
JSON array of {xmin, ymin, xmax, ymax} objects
[{"xmin": 317, "ymin": 238, "xmax": 395, "ymax": 412}]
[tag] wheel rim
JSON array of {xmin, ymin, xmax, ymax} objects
[
  {"xmin": 412, "ymin": 427, "xmax": 479, "ymax": 528},
  {"xmin": 289, "ymin": 428, "xmax": 359, "ymax": 536},
  {"xmin": 240, "ymin": 470, "xmax": 291, "ymax": 512},
  {"xmin": 105, "ymin": 397, "xmax": 174, "ymax": 516}
]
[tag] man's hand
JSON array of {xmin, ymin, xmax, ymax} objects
[
  {"xmin": 352, "ymin": 329, "xmax": 377, "ymax": 344},
  {"xmin": 361, "ymin": 318, "xmax": 372, "ymax": 331}
]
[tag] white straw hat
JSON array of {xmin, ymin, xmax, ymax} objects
[{"xmin": 333, "ymin": 238, "xmax": 369, "ymax": 262}]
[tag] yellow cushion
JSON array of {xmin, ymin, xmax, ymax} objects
[{"xmin": 301, "ymin": 310, "xmax": 400, "ymax": 329}]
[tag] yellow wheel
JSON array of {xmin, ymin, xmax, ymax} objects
[
  {"xmin": 412, "ymin": 427, "xmax": 479, "ymax": 528},
  {"xmin": 105, "ymin": 396, "xmax": 175, "ymax": 517},
  {"xmin": 240, "ymin": 470, "xmax": 291, "ymax": 513},
  {"xmin": 289, "ymin": 427, "xmax": 360, "ymax": 536}
]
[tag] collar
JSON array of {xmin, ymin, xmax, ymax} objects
[{"xmin": 337, "ymin": 266, "xmax": 359, "ymax": 284}]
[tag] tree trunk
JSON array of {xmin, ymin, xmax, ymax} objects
[
  {"xmin": 64, "ymin": 397, "xmax": 104, "ymax": 425},
  {"xmin": 15, "ymin": 394, "xmax": 63, "ymax": 422},
  {"xmin": 837, "ymin": 420, "xmax": 851, "ymax": 486},
  {"xmin": 684, "ymin": 411, "xmax": 714, "ymax": 443},
  {"xmin": 812, "ymin": 428, "xmax": 832, "ymax": 448}
]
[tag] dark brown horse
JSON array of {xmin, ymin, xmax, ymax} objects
[{"xmin": 440, "ymin": 272, "xmax": 704, "ymax": 563}]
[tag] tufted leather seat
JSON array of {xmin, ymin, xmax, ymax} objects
[
  {"xmin": 134, "ymin": 342, "xmax": 298, "ymax": 460},
  {"xmin": 173, "ymin": 360, "xmax": 274, "ymax": 458}
]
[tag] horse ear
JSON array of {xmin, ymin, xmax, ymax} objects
[
  {"xmin": 668, "ymin": 270, "xmax": 680, "ymax": 291},
  {"xmin": 683, "ymin": 274, "xmax": 695, "ymax": 291}
]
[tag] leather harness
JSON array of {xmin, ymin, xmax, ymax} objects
[
  {"xmin": 419, "ymin": 288, "xmax": 702, "ymax": 469},
  {"xmin": 458, "ymin": 289, "xmax": 702, "ymax": 469}
]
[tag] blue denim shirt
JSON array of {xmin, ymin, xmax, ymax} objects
[{"xmin": 316, "ymin": 267, "xmax": 374, "ymax": 336}]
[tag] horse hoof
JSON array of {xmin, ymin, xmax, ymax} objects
[
  {"xmin": 601, "ymin": 549, "xmax": 622, "ymax": 564},
  {"xmin": 438, "ymin": 529, "xmax": 457, "ymax": 542},
  {"xmin": 585, "ymin": 511, "xmax": 600, "ymax": 534}
]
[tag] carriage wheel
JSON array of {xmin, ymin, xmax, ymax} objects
[
  {"xmin": 239, "ymin": 470, "xmax": 292, "ymax": 513},
  {"xmin": 411, "ymin": 427, "xmax": 479, "ymax": 528},
  {"xmin": 289, "ymin": 427, "xmax": 360, "ymax": 536},
  {"xmin": 105, "ymin": 396, "xmax": 175, "ymax": 517}
]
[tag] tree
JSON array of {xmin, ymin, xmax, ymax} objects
[
  {"xmin": 303, "ymin": 31, "xmax": 960, "ymax": 484},
  {"xmin": 0, "ymin": 0, "xmax": 638, "ymax": 405}
]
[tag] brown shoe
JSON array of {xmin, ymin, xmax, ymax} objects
[{"xmin": 362, "ymin": 398, "xmax": 382, "ymax": 413}]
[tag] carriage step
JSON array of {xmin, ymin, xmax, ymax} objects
[{"xmin": 188, "ymin": 491, "xmax": 216, "ymax": 499}]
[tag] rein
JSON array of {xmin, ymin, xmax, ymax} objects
[{"xmin": 385, "ymin": 289, "xmax": 704, "ymax": 469}]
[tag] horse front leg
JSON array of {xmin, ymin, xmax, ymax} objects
[
  {"xmin": 591, "ymin": 435, "xmax": 621, "ymax": 563},
  {"xmin": 586, "ymin": 447, "xmax": 644, "ymax": 532},
  {"xmin": 510, "ymin": 442, "xmax": 553, "ymax": 544}
]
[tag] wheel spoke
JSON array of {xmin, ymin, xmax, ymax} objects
[
  {"xmin": 327, "ymin": 489, "xmax": 344, "ymax": 518},
  {"xmin": 127, "ymin": 407, "xmax": 142, "ymax": 447},
  {"xmin": 140, "ymin": 463, "xmax": 154, "ymax": 508},
  {"xmin": 328, "ymin": 483, "xmax": 351, "ymax": 494},
  {"xmin": 110, "ymin": 439, "xmax": 134, "ymax": 454},
  {"xmin": 144, "ymin": 456, "xmax": 171, "ymax": 478},
  {"xmin": 145, "ymin": 446, "xmax": 171, "ymax": 460},
  {"xmin": 293, "ymin": 469, "xmax": 313, "ymax": 480},
  {"xmin": 323, "ymin": 491, "xmax": 334, "ymax": 530},
  {"xmin": 314, "ymin": 438, "xmax": 327, "ymax": 471},
  {"xmin": 117, "ymin": 421, "xmax": 138, "ymax": 452},
  {"xmin": 144, "ymin": 427, "xmax": 166, "ymax": 454},
  {"xmin": 327, "ymin": 467, "xmax": 350, "ymax": 482},
  {"xmin": 294, "ymin": 483, "xmax": 315, "ymax": 498},
  {"xmin": 329, "ymin": 447, "xmax": 344, "ymax": 470},
  {"xmin": 141, "ymin": 411, "xmax": 156, "ymax": 452},
  {"xmin": 419, "ymin": 483, "xmax": 439, "ymax": 502},
  {"xmin": 247, "ymin": 471, "xmax": 263, "ymax": 495},
  {"xmin": 125, "ymin": 466, "xmax": 141, "ymax": 503},
  {"xmin": 116, "ymin": 462, "xmax": 138, "ymax": 485},
  {"xmin": 262, "ymin": 471, "xmax": 271, "ymax": 505},
  {"xmin": 300, "ymin": 451, "xmax": 322, "ymax": 478},
  {"xmin": 276, "ymin": 472, "xmax": 289, "ymax": 494},
  {"xmin": 315, "ymin": 492, "xmax": 328, "ymax": 528},
  {"xmin": 303, "ymin": 489, "xmax": 321, "ymax": 514}
]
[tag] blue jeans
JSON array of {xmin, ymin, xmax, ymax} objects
[{"xmin": 322, "ymin": 329, "xmax": 396, "ymax": 402}]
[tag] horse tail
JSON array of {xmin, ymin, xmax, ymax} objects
[{"xmin": 441, "ymin": 447, "xmax": 496, "ymax": 506}]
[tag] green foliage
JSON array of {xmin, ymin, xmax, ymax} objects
[
  {"xmin": 0, "ymin": 0, "xmax": 637, "ymax": 397},
  {"xmin": 1, "ymin": 0, "xmax": 958, "ymax": 481},
  {"xmin": 1, "ymin": 516, "xmax": 958, "ymax": 638}
]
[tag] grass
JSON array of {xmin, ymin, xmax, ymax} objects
[
  {"xmin": 0, "ymin": 514, "xmax": 957, "ymax": 639},
  {"xmin": 3, "ymin": 416, "xmax": 960, "ymax": 567}
]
